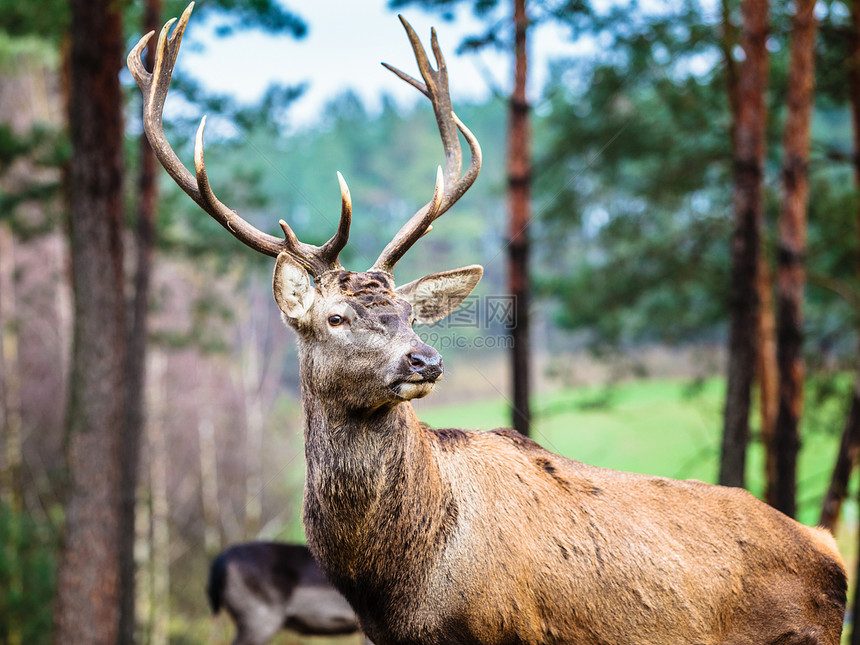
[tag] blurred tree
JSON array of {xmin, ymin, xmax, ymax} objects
[
  {"xmin": 820, "ymin": 0, "xmax": 860, "ymax": 534},
  {"xmin": 722, "ymin": 0, "xmax": 781, "ymax": 505},
  {"xmin": 758, "ymin": 255, "xmax": 780, "ymax": 503},
  {"xmin": 507, "ymin": 0, "xmax": 533, "ymax": 436},
  {"xmin": 720, "ymin": 0, "xmax": 769, "ymax": 489},
  {"xmin": 119, "ymin": 3, "xmax": 162, "ymax": 642},
  {"xmin": 537, "ymin": 3, "xmax": 733, "ymax": 344},
  {"xmin": 773, "ymin": 0, "xmax": 818, "ymax": 518},
  {"xmin": 0, "ymin": 23, "xmax": 66, "ymax": 645},
  {"xmin": 53, "ymin": 1, "xmax": 127, "ymax": 644}
]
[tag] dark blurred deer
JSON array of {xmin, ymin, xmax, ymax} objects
[
  {"xmin": 207, "ymin": 542, "xmax": 364, "ymax": 645},
  {"xmin": 131, "ymin": 6, "xmax": 847, "ymax": 645}
]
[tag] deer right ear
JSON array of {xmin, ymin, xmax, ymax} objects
[
  {"xmin": 396, "ymin": 265, "xmax": 483, "ymax": 324},
  {"xmin": 273, "ymin": 252, "xmax": 315, "ymax": 320}
]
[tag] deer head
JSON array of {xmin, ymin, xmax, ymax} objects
[
  {"xmin": 128, "ymin": 3, "xmax": 483, "ymax": 411},
  {"xmin": 274, "ymin": 256, "xmax": 481, "ymax": 409}
]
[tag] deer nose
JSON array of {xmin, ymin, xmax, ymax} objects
[{"xmin": 407, "ymin": 346, "xmax": 443, "ymax": 381}]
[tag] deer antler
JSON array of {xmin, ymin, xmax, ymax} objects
[
  {"xmin": 371, "ymin": 16, "xmax": 483, "ymax": 273},
  {"xmin": 127, "ymin": 2, "xmax": 351, "ymax": 276}
]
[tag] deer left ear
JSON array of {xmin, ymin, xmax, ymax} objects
[
  {"xmin": 273, "ymin": 252, "xmax": 315, "ymax": 320},
  {"xmin": 396, "ymin": 265, "xmax": 483, "ymax": 325}
]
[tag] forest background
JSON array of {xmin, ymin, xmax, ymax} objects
[{"xmin": 3, "ymin": 0, "xmax": 860, "ymax": 643}]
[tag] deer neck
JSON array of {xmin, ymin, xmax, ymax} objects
[{"xmin": 298, "ymin": 350, "xmax": 456, "ymax": 624}]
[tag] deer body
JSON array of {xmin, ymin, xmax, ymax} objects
[
  {"xmin": 300, "ymin": 330, "xmax": 845, "ymax": 645},
  {"xmin": 129, "ymin": 9, "xmax": 846, "ymax": 645}
]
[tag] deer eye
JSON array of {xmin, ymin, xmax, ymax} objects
[{"xmin": 327, "ymin": 314, "xmax": 344, "ymax": 327}]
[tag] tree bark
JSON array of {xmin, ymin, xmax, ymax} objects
[
  {"xmin": 757, "ymin": 254, "xmax": 780, "ymax": 505},
  {"xmin": 820, "ymin": 372, "xmax": 860, "ymax": 530},
  {"xmin": 772, "ymin": 0, "xmax": 817, "ymax": 518},
  {"xmin": 118, "ymin": 1, "xmax": 162, "ymax": 642},
  {"xmin": 819, "ymin": 0, "xmax": 860, "ymax": 533},
  {"xmin": 53, "ymin": 0, "xmax": 126, "ymax": 643},
  {"xmin": 507, "ymin": 0, "xmax": 532, "ymax": 437},
  {"xmin": 719, "ymin": 0, "xmax": 769, "ymax": 488},
  {"xmin": 720, "ymin": 0, "xmax": 779, "ymax": 499}
]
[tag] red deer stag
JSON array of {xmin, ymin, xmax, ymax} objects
[
  {"xmin": 207, "ymin": 542, "xmax": 368, "ymax": 645},
  {"xmin": 129, "ymin": 6, "xmax": 847, "ymax": 645}
]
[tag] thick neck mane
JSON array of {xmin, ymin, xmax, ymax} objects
[{"xmin": 299, "ymin": 369, "xmax": 457, "ymax": 633}]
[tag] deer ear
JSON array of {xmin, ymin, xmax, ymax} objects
[
  {"xmin": 396, "ymin": 265, "xmax": 483, "ymax": 325},
  {"xmin": 273, "ymin": 252, "xmax": 315, "ymax": 320}
]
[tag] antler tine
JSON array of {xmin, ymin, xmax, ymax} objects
[
  {"xmin": 374, "ymin": 168, "xmax": 445, "ymax": 273},
  {"xmin": 194, "ymin": 117, "xmax": 286, "ymax": 257},
  {"xmin": 315, "ymin": 171, "xmax": 352, "ymax": 259},
  {"xmin": 372, "ymin": 16, "xmax": 482, "ymax": 273},
  {"xmin": 128, "ymin": 2, "xmax": 349, "ymax": 275}
]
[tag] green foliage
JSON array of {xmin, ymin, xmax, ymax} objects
[
  {"xmin": 0, "ymin": 49, "xmax": 67, "ymax": 239},
  {"xmin": 184, "ymin": 0, "xmax": 306, "ymax": 38},
  {"xmin": 535, "ymin": 2, "xmax": 734, "ymax": 346},
  {"xmin": 0, "ymin": 0, "xmax": 67, "ymax": 44},
  {"xmin": 124, "ymin": 0, "xmax": 307, "ymax": 40},
  {"xmin": 530, "ymin": 0, "xmax": 860, "ymax": 362},
  {"xmin": 389, "ymin": 0, "xmax": 594, "ymax": 53},
  {"xmin": 0, "ymin": 502, "xmax": 61, "ymax": 645}
]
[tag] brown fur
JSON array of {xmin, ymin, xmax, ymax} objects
[
  {"xmin": 322, "ymin": 271, "xmax": 398, "ymax": 307},
  {"xmin": 274, "ymin": 264, "xmax": 847, "ymax": 645}
]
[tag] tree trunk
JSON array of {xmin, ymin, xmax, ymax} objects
[
  {"xmin": 507, "ymin": 0, "xmax": 532, "ymax": 437},
  {"xmin": 820, "ymin": 372, "xmax": 860, "ymax": 530},
  {"xmin": 53, "ymin": 0, "xmax": 126, "ymax": 643},
  {"xmin": 757, "ymin": 254, "xmax": 780, "ymax": 505},
  {"xmin": 719, "ymin": 0, "xmax": 769, "ymax": 488},
  {"xmin": 720, "ymin": 0, "xmax": 779, "ymax": 499},
  {"xmin": 819, "ymin": 0, "xmax": 860, "ymax": 532},
  {"xmin": 772, "ymin": 0, "xmax": 817, "ymax": 518},
  {"xmin": 118, "ymin": 1, "xmax": 162, "ymax": 642}
]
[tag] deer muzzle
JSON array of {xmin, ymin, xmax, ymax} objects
[{"xmin": 406, "ymin": 345, "xmax": 443, "ymax": 382}]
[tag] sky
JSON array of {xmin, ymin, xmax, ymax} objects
[{"xmin": 176, "ymin": 0, "xmax": 590, "ymax": 130}]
